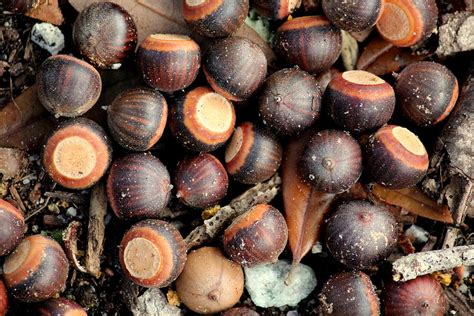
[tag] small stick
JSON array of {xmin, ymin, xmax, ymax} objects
[{"xmin": 392, "ymin": 245, "xmax": 474, "ymax": 282}]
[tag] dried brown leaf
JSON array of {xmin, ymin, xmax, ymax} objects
[{"xmin": 26, "ymin": 0, "xmax": 64, "ymax": 25}]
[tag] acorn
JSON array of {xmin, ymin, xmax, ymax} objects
[
  {"xmin": 223, "ymin": 204, "xmax": 288, "ymax": 267},
  {"xmin": 259, "ymin": 67, "xmax": 322, "ymax": 136},
  {"xmin": 119, "ymin": 219, "xmax": 187, "ymax": 288},
  {"xmin": 322, "ymin": 0, "xmax": 384, "ymax": 32},
  {"xmin": 325, "ymin": 200, "xmax": 398, "ymax": 270},
  {"xmin": 38, "ymin": 298, "xmax": 87, "ymax": 316},
  {"xmin": 222, "ymin": 307, "xmax": 259, "ymax": 316},
  {"xmin": 384, "ymin": 275, "xmax": 446, "ymax": 316},
  {"xmin": 299, "ymin": 129, "xmax": 362, "ymax": 193},
  {"xmin": 182, "ymin": 0, "xmax": 249, "ymax": 38},
  {"xmin": 225, "ymin": 122, "xmax": 283, "ymax": 184},
  {"xmin": 169, "ymin": 86, "xmax": 236, "ymax": 152},
  {"xmin": 36, "ymin": 55, "xmax": 102, "ymax": 117},
  {"xmin": 251, "ymin": 0, "xmax": 302, "ymax": 20},
  {"xmin": 0, "ymin": 199, "xmax": 25, "ymax": 256},
  {"xmin": 106, "ymin": 153, "xmax": 171, "ymax": 220},
  {"xmin": 175, "ymin": 247, "xmax": 244, "ymax": 314},
  {"xmin": 203, "ymin": 37, "xmax": 267, "ymax": 101},
  {"xmin": 376, "ymin": 0, "xmax": 438, "ymax": 47},
  {"xmin": 73, "ymin": 2, "xmax": 137, "ymax": 69},
  {"xmin": 4, "ymin": 0, "xmax": 39, "ymax": 13},
  {"xmin": 3, "ymin": 235, "xmax": 69, "ymax": 302},
  {"xmin": 138, "ymin": 34, "xmax": 201, "ymax": 92},
  {"xmin": 326, "ymin": 70, "xmax": 396, "ymax": 132},
  {"xmin": 319, "ymin": 272, "xmax": 380, "ymax": 316},
  {"xmin": 395, "ymin": 61, "xmax": 459, "ymax": 127},
  {"xmin": 364, "ymin": 125, "xmax": 429, "ymax": 189},
  {"xmin": 174, "ymin": 153, "xmax": 228, "ymax": 209},
  {"xmin": 274, "ymin": 16, "xmax": 342, "ymax": 74},
  {"xmin": 107, "ymin": 87, "xmax": 168, "ymax": 151},
  {"xmin": 42, "ymin": 118, "xmax": 112, "ymax": 190},
  {"xmin": 0, "ymin": 279, "xmax": 7, "ymax": 316}
]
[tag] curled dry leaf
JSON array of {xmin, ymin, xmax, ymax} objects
[{"xmin": 63, "ymin": 220, "xmax": 88, "ymax": 273}]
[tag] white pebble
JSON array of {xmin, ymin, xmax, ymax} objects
[{"xmin": 31, "ymin": 23, "xmax": 65, "ymax": 55}]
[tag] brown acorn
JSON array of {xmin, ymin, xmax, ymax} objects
[
  {"xmin": 38, "ymin": 298, "xmax": 87, "ymax": 316},
  {"xmin": 42, "ymin": 118, "xmax": 112, "ymax": 190},
  {"xmin": 203, "ymin": 37, "xmax": 267, "ymax": 101},
  {"xmin": 325, "ymin": 200, "xmax": 398, "ymax": 269},
  {"xmin": 322, "ymin": 0, "xmax": 384, "ymax": 32},
  {"xmin": 138, "ymin": 34, "xmax": 201, "ymax": 92},
  {"xmin": 174, "ymin": 153, "xmax": 228, "ymax": 209},
  {"xmin": 223, "ymin": 204, "xmax": 288, "ymax": 267},
  {"xmin": 182, "ymin": 0, "xmax": 249, "ymax": 38},
  {"xmin": 364, "ymin": 125, "xmax": 429, "ymax": 189},
  {"xmin": 73, "ymin": 2, "xmax": 137, "ymax": 69},
  {"xmin": 274, "ymin": 16, "xmax": 342, "ymax": 74},
  {"xmin": 169, "ymin": 86, "xmax": 236, "ymax": 152},
  {"xmin": 107, "ymin": 153, "xmax": 171, "ymax": 220},
  {"xmin": 37, "ymin": 55, "xmax": 102, "ymax": 117},
  {"xmin": 3, "ymin": 235, "xmax": 69, "ymax": 302},
  {"xmin": 119, "ymin": 219, "xmax": 187, "ymax": 288},
  {"xmin": 251, "ymin": 0, "xmax": 302, "ymax": 20},
  {"xmin": 376, "ymin": 0, "xmax": 438, "ymax": 47},
  {"xmin": 0, "ymin": 199, "xmax": 25, "ymax": 257},
  {"xmin": 319, "ymin": 272, "xmax": 380, "ymax": 316},
  {"xmin": 107, "ymin": 87, "xmax": 168, "ymax": 151},
  {"xmin": 395, "ymin": 61, "xmax": 459, "ymax": 126},
  {"xmin": 299, "ymin": 129, "xmax": 362, "ymax": 193},
  {"xmin": 259, "ymin": 67, "xmax": 322, "ymax": 136},
  {"xmin": 0, "ymin": 279, "xmax": 7, "ymax": 316},
  {"xmin": 326, "ymin": 70, "xmax": 396, "ymax": 132},
  {"xmin": 3, "ymin": 0, "xmax": 39, "ymax": 13},
  {"xmin": 225, "ymin": 122, "xmax": 283, "ymax": 184},
  {"xmin": 222, "ymin": 307, "xmax": 259, "ymax": 316}
]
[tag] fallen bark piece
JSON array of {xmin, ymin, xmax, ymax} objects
[
  {"xmin": 0, "ymin": 148, "xmax": 27, "ymax": 180},
  {"xmin": 25, "ymin": 0, "xmax": 64, "ymax": 25},
  {"xmin": 392, "ymin": 245, "xmax": 474, "ymax": 282},
  {"xmin": 185, "ymin": 174, "xmax": 281, "ymax": 249},
  {"xmin": 444, "ymin": 287, "xmax": 474, "ymax": 316},
  {"xmin": 436, "ymin": 12, "xmax": 474, "ymax": 57},
  {"xmin": 63, "ymin": 221, "xmax": 88, "ymax": 273},
  {"xmin": 85, "ymin": 182, "xmax": 107, "ymax": 278}
]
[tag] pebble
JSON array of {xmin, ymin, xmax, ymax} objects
[{"xmin": 31, "ymin": 22, "xmax": 65, "ymax": 55}]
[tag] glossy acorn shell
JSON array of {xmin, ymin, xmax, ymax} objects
[
  {"xmin": 169, "ymin": 86, "xmax": 236, "ymax": 152},
  {"xmin": 223, "ymin": 204, "xmax": 288, "ymax": 267},
  {"xmin": 395, "ymin": 62, "xmax": 459, "ymax": 126},
  {"xmin": 73, "ymin": 2, "xmax": 137, "ymax": 69},
  {"xmin": 203, "ymin": 37, "xmax": 267, "ymax": 101},
  {"xmin": 326, "ymin": 70, "xmax": 396, "ymax": 132},
  {"xmin": 42, "ymin": 118, "xmax": 112, "ymax": 190},
  {"xmin": 251, "ymin": 0, "xmax": 302, "ymax": 20},
  {"xmin": 0, "ymin": 279, "xmax": 7, "ymax": 316},
  {"xmin": 384, "ymin": 275, "xmax": 446, "ymax": 316},
  {"xmin": 174, "ymin": 153, "xmax": 228, "ymax": 209},
  {"xmin": 119, "ymin": 219, "xmax": 187, "ymax": 288},
  {"xmin": 259, "ymin": 67, "xmax": 322, "ymax": 136},
  {"xmin": 319, "ymin": 272, "xmax": 380, "ymax": 316},
  {"xmin": 175, "ymin": 247, "xmax": 244, "ymax": 314},
  {"xmin": 4, "ymin": 0, "xmax": 39, "ymax": 13},
  {"xmin": 37, "ymin": 55, "xmax": 102, "ymax": 117},
  {"xmin": 376, "ymin": 0, "xmax": 438, "ymax": 47},
  {"xmin": 364, "ymin": 125, "xmax": 429, "ymax": 188},
  {"xmin": 299, "ymin": 129, "xmax": 362, "ymax": 193},
  {"xmin": 0, "ymin": 199, "xmax": 25, "ymax": 256},
  {"xmin": 275, "ymin": 16, "xmax": 342, "ymax": 74},
  {"xmin": 325, "ymin": 200, "xmax": 398, "ymax": 269},
  {"xmin": 182, "ymin": 0, "xmax": 249, "ymax": 38},
  {"xmin": 106, "ymin": 153, "xmax": 171, "ymax": 220},
  {"xmin": 322, "ymin": 0, "xmax": 384, "ymax": 32},
  {"xmin": 38, "ymin": 298, "xmax": 87, "ymax": 316},
  {"xmin": 107, "ymin": 87, "xmax": 168, "ymax": 151},
  {"xmin": 225, "ymin": 122, "xmax": 283, "ymax": 184},
  {"xmin": 138, "ymin": 34, "xmax": 201, "ymax": 92},
  {"xmin": 3, "ymin": 235, "xmax": 69, "ymax": 302}
]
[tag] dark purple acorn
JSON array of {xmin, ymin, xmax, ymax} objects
[
  {"xmin": 274, "ymin": 16, "xmax": 342, "ymax": 74},
  {"xmin": 384, "ymin": 275, "xmax": 446, "ymax": 316},
  {"xmin": 0, "ymin": 199, "xmax": 25, "ymax": 256},
  {"xmin": 251, "ymin": 0, "xmax": 302, "ymax": 20},
  {"xmin": 322, "ymin": 0, "xmax": 384, "ymax": 32},
  {"xmin": 395, "ymin": 61, "xmax": 459, "ymax": 127},
  {"xmin": 138, "ymin": 34, "xmax": 201, "ymax": 92},
  {"xmin": 203, "ymin": 37, "xmax": 267, "ymax": 101},
  {"xmin": 319, "ymin": 272, "xmax": 380, "ymax": 316},
  {"xmin": 106, "ymin": 153, "xmax": 171, "ymax": 220},
  {"xmin": 222, "ymin": 307, "xmax": 259, "ymax": 316},
  {"xmin": 325, "ymin": 200, "xmax": 398, "ymax": 269},
  {"xmin": 182, "ymin": 0, "xmax": 249, "ymax": 38},
  {"xmin": 259, "ymin": 67, "xmax": 322, "ymax": 136},
  {"xmin": 326, "ymin": 70, "xmax": 396, "ymax": 132},
  {"xmin": 174, "ymin": 153, "xmax": 229, "ymax": 209},
  {"xmin": 73, "ymin": 2, "xmax": 137, "ymax": 69},
  {"xmin": 299, "ymin": 129, "xmax": 362, "ymax": 193},
  {"xmin": 38, "ymin": 298, "xmax": 87, "ymax": 316},
  {"xmin": 107, "ymin": 87, "xmax": 168, "ymax": 151}
]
